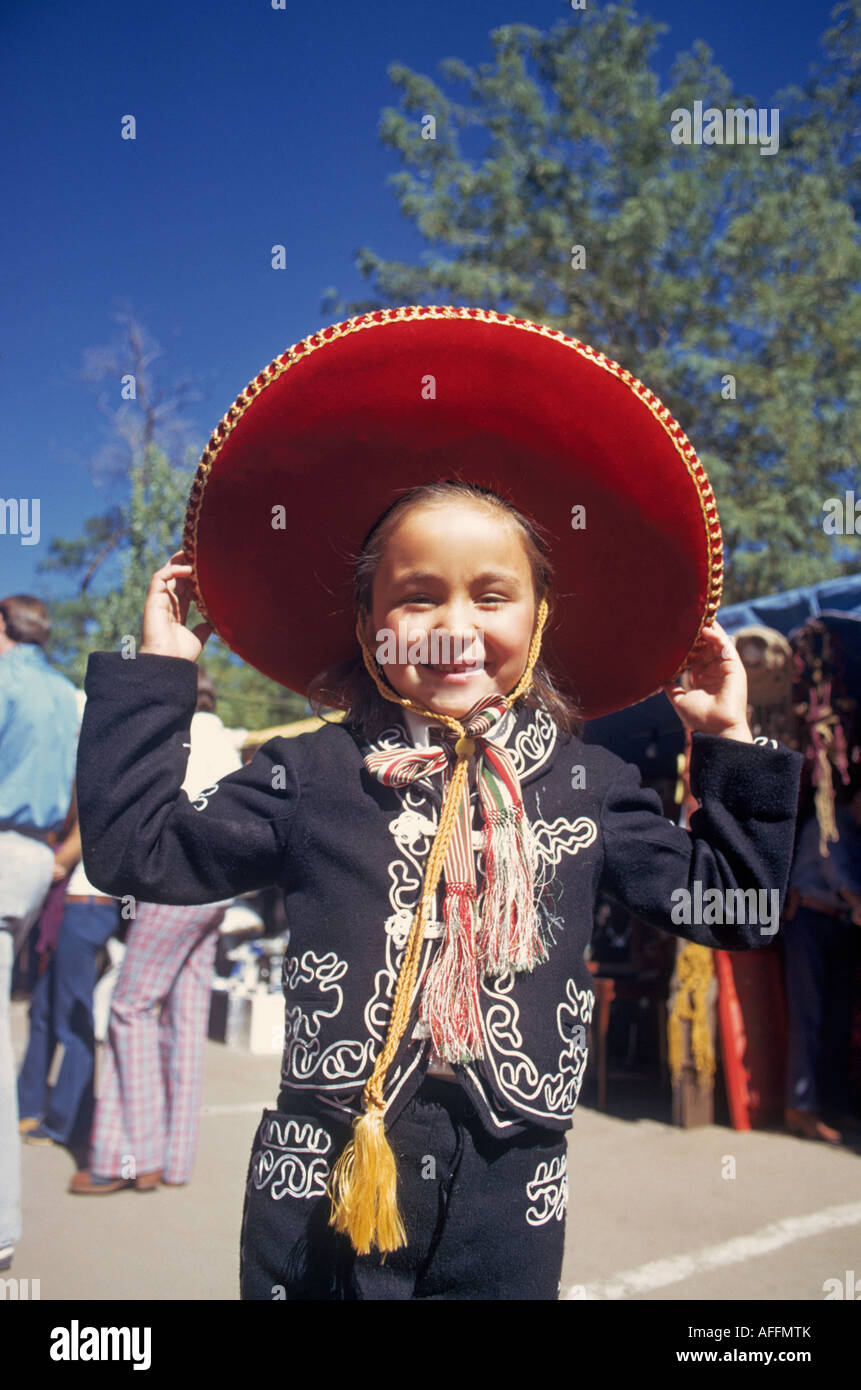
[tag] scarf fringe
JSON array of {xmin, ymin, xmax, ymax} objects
[
  {"xmin": 421, "ymin": 884, "xmax": 484, "ymax": 1063},
  {"xmin": 478, "ymin": 805, "xmax": 547, "ymax": 975}
]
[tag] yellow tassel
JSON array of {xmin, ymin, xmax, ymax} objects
[{"xmin": 327, "ymin": 1108, "xmax": 406, "ymax": 1255}]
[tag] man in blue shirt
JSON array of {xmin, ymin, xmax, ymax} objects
[
  {"xmin": 784, "ymin": 769, "xmax": 861, "ymax": 1144},
  {"xmin": 0, "ymin": 595, "xmax": 79, "ymax": 1269}
]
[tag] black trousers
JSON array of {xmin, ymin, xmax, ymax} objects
[{"xmin": 239, "ymin": 1078, "xmax": 569, "ymax": 1300}]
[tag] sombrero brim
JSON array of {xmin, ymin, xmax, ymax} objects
[{"xmin": 184, "ymin": 306, "xmax": 722, "ymax": 720}]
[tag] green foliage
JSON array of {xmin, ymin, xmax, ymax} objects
[
  {"xmin": 39, "ymin": 446, "xmax": 307, "ymax": 731},
  {"xmin": 327, "ymin": 0, "xmax": 861, "ymax": 603}
]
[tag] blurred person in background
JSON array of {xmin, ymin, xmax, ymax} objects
[
  {"xmin": 16, "ymin": 774, "xmax": 122, "ymax": 1155},
  {"xmin": 0, "ymin": 595, "xmax": 78, "ymax": 1268},
  {"xmin": 783, "ymin": 765, "xmax": 861, "ymax": 1145},
  {"xmin": 70, "ymin": 664, "xmax": 242, "ymax": 1193}
]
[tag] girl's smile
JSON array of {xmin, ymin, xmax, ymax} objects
[
  {"xmin": 418, "ymin": 656, "xmax": 486, "ymax": 686},
  {"xmin": 422, "ymin": 663, "xmax": 483, "ymax": 684},
  {"xmin": 367, "ymin": 499, "xmax": 537, "ymax": 719}
]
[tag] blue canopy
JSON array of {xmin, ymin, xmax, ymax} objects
[
  {"xmin": 582, "ymin": 572, "xmax": 861, "ymax": 776},
  {"xmin": 717, "ymin": 572, "xmax": 861, "ymax": 636}
]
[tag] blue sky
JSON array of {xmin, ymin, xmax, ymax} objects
[{"xmin": 0, "ymin": 0, "xmax": 839, "ymax": 598}]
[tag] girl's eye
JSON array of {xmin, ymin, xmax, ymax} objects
[{"xmin": 478, "ymin": 594, "xmax": 507, "ymax": 604}]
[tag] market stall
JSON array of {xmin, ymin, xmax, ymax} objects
[{"xmin": 583, "ymin": 572, "xmax": 861, "ymax": 1128}]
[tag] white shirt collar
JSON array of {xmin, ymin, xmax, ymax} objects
[{"xmin": 403, "ymin": 705, "xmax": 515, "ymax": 748}]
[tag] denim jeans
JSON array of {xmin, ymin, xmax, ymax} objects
[{"xmin": 17, "ymin": 899, "xmax": 120, "ymax": 1147}]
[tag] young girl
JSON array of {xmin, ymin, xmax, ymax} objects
[{"xmin": 75, "ymin": 310, "xmax": 803, "ymax": 1301}]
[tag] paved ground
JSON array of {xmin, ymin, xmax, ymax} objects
[{"xmin": 8, "ymin": 998, "xmax": 861, "ymax": 1302}]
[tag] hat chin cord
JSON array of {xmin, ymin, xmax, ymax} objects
[{"xmin": 326, "ymin": 598, "xmax": 548, "ymax": 1255}]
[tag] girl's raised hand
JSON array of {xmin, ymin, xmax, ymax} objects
[
  {"xmin": 661, "ymin": 622, "xmax": 753, "ymax": 741},
  {"xmin": 139, "ymin": 551, "xmax": 213, "ymax": 662}
]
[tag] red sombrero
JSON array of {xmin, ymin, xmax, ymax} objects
[{"xmin": 183, "ymin": 306, "xmax": 722, "ymax": 720}]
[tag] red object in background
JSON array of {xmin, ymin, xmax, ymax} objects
[
  {"xmin": 182, "ymin": 306, "xmax": 723, "ymax": 720},
  {"xmin": 715, "ymin": 948, "xmax": 788, "ymax": 1130},
  {"xmin": 679, "ymin": 727, "xmax": 788, "ymax": 1129}
]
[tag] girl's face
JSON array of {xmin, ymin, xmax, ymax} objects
[{"xmin": 367, "ymin": 499, "xmax": 537, "ymax": 720}]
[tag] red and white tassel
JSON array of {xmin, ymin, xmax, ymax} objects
[
  {"xmin": 420, "ymin": 883, "xmax": 484, "ymax": 1063},
  {"xmin": 478, "ymin": 806, "xmax": 547, "ymax": 975}
]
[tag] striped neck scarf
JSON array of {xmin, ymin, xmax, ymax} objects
[{"xmin": 364, "ymin": 693, "xmax": 546, "ymax": 1064}]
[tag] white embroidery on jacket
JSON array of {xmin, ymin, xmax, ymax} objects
[
  {"xmin": 478, "ymin": 974, "xmax": 594, "ymax": 1121},
  {"xmin": 191, "ymin": 782, "xmax": 221, "ymax": 811},
  {"xmin": 531, "ymin": 815, "xmax": 598, "ymax": 867},
  {"xmin": 251, "ymin": 1117, "xmax": 331, "ymax": 1200},
  {"xmin": 362, "ymin": 725, "xmax": 441, "ymax": 1046},
  {"xmin": 508, "ymin": 708, "xmax": 558, "ymax": 780},
  {"xmin": 280, "ymin": 724, "xmax": 430, "ymax": 1097},
  {"xmin": 282, "ymin": 951, "xmax": 376, "ymax": 1087},
  {"xmin": 526, "ymin": 1152, "xmax": 569, "ymax": 1226}
]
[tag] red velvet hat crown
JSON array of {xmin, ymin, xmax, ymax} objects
[{"xmin": 183, "ymin": 306, "xmax": 723, "ymax": 720}]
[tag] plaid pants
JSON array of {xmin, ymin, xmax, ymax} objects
[
  {"xmin": 240, "ymin": 1078, "xmax": 569, "ymax": 1300},
  {"xmin": 89, "ymin": 901, "xmax": 226, "ymax": 1184}
]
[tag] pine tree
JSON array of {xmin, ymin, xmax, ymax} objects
[
  {"xmin": 324, "ymin": 1, "xmax": 860, "ymax": 601},
  {"xmin": 37, "ymin": 316, "xmax": 308, "ymax": 731}
]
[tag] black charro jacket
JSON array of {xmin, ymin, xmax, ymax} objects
[{"xmin": 76, "ymin": 651, "xmax": 802, "ymax": 1138}]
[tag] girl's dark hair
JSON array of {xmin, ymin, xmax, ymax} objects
[{"xmin": 308, "ymin": 480, "xmax": 583, "ymax": 741}]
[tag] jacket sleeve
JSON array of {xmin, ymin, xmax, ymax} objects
[
  {"xmin": 597, "ymin": 731, "xmax": 803, "ymax": 949},
  {"xmin": 75, "ymin": 651, "xmax": 301, "ymax": 905}
]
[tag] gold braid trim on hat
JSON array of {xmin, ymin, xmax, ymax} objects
[
  {"xmin": 181, "ymin": 306, "xmax": 723, "ymax": 689},
  {"xmin": 325, "ymin": 597, "xmax": 549, "ymax": 1254}
]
